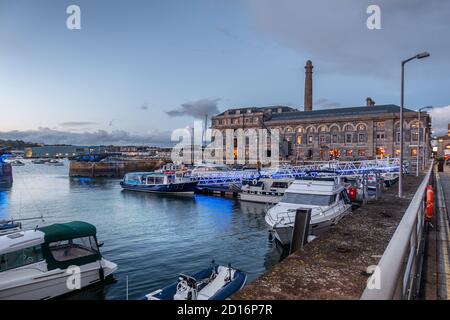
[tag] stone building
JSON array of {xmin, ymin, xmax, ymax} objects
[{"xmin": 210, "ymin": 60, "xmax": 432, "ymax": 163}]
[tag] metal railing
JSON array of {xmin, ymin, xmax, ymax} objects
[{"xmin": 360, "ymin": 161, "xmax": 434, "ymax": 300}]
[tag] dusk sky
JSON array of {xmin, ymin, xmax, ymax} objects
[{"xmin": 1, "ymin": 0, "xmax": 450, "ymax": 145}]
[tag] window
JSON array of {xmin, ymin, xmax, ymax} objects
[
  {"xmin": 357, "ymin": 124, "xmax": 366, "ymax": 131},
  {"xmin": 345, "ymin": 133, "xmax": 352, "ymax": 144},
  {"xmin": 346, "ymin": 149, "xmax": 353, "ymax": 157},
  {"xmin": 49, "ymin": 236, "xmax": 99, "ymax": 262},
  {"xmin": 0, "ymin": 245, "xmax": 44, "ymax": 272},
  {"xmin": 395, "ymin": 149, "xmax": 400, "ymax": 156},
  {"xmin": 319, "ymin": 126, "xmax": 327, "ymax": 132},
  {"xmin": 345, "ymin": 125, "xmax": 354, "ymax": 131},
  {"xmin": 281, "ymin": 193, "xmax": 336, "ymax": 206},
  {"xmin": 376, "ymin": 147, "xmax": 385, "ymax": 157},
  {"xmin": 308, "ymin": 135, "xmax": 313, "ymax": 144},
  {"xmin": 332, "ymin": 134, "xmax": 338, "ymax": 144},
  {"xmin": 233, "ymin": 119, "xmax": 239, "ymax": 124},
  {"xmin": 411, "ymin": 131, "xmax": 419, "ymax": 142},
  {"xmin": 411, "ymin": 148, "xmax": 418, "ymax": 157},
  {"xmin": 296, "ymin": 136, "xmax": 302, "ymax": 145},
  {"xmin": 358, "ymin": 150, "xmax": 366, "ymax": 157},
  {"xmin": 320, "ymin": 135, "xmax": 326, "ymax": 144},
  {"xmin": 253, "ymin": 117, "xmax": 259, "ymax": 124},
  {"xmin": 376, "ymin": 133, "xmax": 385, "ymax": 140},
  {"xmin": 297, "ymin": 128, "xmax": 303, "ymax": 133},
  {"xmin": 358, "ymin": 133, "xmax": 365, "ymax": 143},
  {"xmin": 396, "ymin": 132, "xmax": 401, "ymax": 143},
  {"xmin": 244, "ymin": 118, "xmax": 250, "ymax": 124}
]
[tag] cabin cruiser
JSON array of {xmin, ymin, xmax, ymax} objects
[
  {"xmin": 265, "ymin": 179, "xmax": 352, "ymax": 246},
  {"xmin": 240, "ymin": 178, "xmax": 293, "ymax": 204},
  {"xmin": 120, "ymin": 172, "xmax": 198, "ymax": 195},
  {"xmin": 0, "ymin": 221, "xmax": 117, "ymax": 300},
  {"xmin": 143, "ymin": 262, "xmax": 247, "ymax": 300}
]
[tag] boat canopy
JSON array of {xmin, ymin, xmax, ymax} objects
[{"xmin": 38, "ymin": 221, "xmax": 97, "ymax": 243}]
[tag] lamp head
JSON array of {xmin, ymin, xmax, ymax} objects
[{"xmin": 416, "ymin": 52, "xmax": 430, "ymax": 59}]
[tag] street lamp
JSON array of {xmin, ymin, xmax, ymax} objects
[
  {"xmin": 399, "ymin": 52, "xmax": 430, "ymax": 198},
  {"xmin": 416, "ymin": 106, "xmax": 433, "ymax": 176}
]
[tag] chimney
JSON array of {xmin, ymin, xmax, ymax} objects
[
  {"xmin": 304, "ymin": 60, "xmax": 313, "ymax": 112},
  {"xmin": 366, "ymin": 97, "xmax": 375, "ymax": 107}
]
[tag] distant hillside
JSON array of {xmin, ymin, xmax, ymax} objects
[{"xmin": 0, "ymin": 139, "xmax": 41, "ymax": 150}]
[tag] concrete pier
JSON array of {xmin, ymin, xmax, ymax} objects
[{"xmin": 234, "ymin": 174, "xmax": 424, "ymax": 299}]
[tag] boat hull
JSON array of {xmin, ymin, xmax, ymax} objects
[
  {"xmin": 121, "ymin": 181, "xmax": 198, "ymax": 194},
  {"xmin": 0, "ymin": 259, "xmax": 117, "ymax": 300},
  {"xmin": 239, "ymin": 192, "xmax": 282, "ymax": 204}
]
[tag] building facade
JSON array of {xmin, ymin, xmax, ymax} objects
[{"xmin": 211, "ymin": 103, "xmax": 432, "ymax": 163}]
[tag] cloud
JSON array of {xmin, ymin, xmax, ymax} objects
[
  {"xmin": 59, "ymin": 122, "xmax": 98, "ymax": 128},
  {"xmin": 0, "ymin": 128, "xmax": 172, "ymax": 146},
  {"xmin": 166, "ymin": 98, "xmax": 221, "ymax": 119},
  {"xmin": 430, "ymin": 105, "xmax": 450, "ymax": 136},
  {"xmin": 140, "ymin": 103, "xmax": 149, "ymax": 111},
  {"xmin": 247, "ymin": 0, "xmax": 450, "ymax": 78}
]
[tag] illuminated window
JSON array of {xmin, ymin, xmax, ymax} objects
[
  {"xmin": 411, "ymin": 148, "xmax": 418, "ymax": 157},
  {"xmin": 319, "ymin": 126, "xmax": 327, "ymax": 132},
  {"xmin": 296, "ymin": 136, "xmax": 302, "ymax": 145},
  {"xmin": 297, "ymin": 127, "xmax": 303, "ymax": 133},
  {"xmin": 346, "ymin": 149, "xmax": 353, "ymax": 157},
  {"xmin": 410, "ymin": 121, "xmax": 419, "ymax": 129},
  {"xmin": 395, "ymin": 149, "xmax": 400, "ymax": 156},
  {"xmin": 308, "ymin": 136, "xmax": 313, "ymax": 144},
  {"xmin": 357, "ymin": 124, "xmax": 366, "ymax": 131},
  {"xmin": 358, "ymin": 150, "xmax": 366, "ymax": 157},
  {"xmin": 376, "ymin": 147, "xmax": 385, "ymax": 157}
]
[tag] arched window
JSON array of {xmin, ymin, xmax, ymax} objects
[
  {"xmin": 357, "ymin": 124, "xmax": 366, "ymax": 131},
  {"xmin": 344, "ymin": 124, "xmax": 354, "ymax": 131}
]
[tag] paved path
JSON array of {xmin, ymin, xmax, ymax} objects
[{"xmin": 436, "ymin": 165, "xmax": 450, "ymax": 299}]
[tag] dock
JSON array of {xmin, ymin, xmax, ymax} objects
[
  {"xmin": 69, "ymin": 159, "xmax": 165, "ymax": 178},
  {"xmin": 234, "ymin": 163, "xmax": 450, "ymax": 300}
]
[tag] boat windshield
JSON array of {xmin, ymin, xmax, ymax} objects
[
  {"xmin": 49, "ymin": 236, "xmax": 99, "ymax": 262},
  {"xmin": 281, "ymin": 193, "xmax": 336, "ymax": 206}
]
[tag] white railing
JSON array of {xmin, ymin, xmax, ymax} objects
[{"xmin": 360, "ymin": 161, "xmax": 433, "ymax": 300}]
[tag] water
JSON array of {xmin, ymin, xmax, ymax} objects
[{"xmin": 0, "ymin": 160, "xmax": 285, "ymax": 300}]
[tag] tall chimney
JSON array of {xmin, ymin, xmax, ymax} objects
[{"xmin": 304, "ymin": 60, "xmax": 313, "ymax": 112}]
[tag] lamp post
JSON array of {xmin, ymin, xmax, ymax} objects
[
  {"xmin": 416, "ymin": 106, "xmax": 433, "ymax": 176},
  {"xmin": 399, "ymin": 52, "xmax": 430, "ymax": 198}
]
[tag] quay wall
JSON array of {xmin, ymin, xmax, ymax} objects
[
  {"xmin": 233, "ymin": 174, "xmax": 425, "ymax": 300},
  {"xmin": 69, "ymin": 160, "xmax": 165, "ymax": 178}
]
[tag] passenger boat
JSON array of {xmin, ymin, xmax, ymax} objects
[
  {"xmin": 240, "ymin": 178, "xmax": 293, "ymax": 204},
  {"xmin": 120, "ymin": 172, "xmax": 198, "ymax": 195},
  {"xmin": 265, "ymin": 179, "xmax": 352, "ymax": 246},
  {"xmin": 0, "ymin": 221, "xmax": 118, "ymax": 300},
  {"xmin": 143, "ymin": 262, "xmax": 247, "ymax": 300}
]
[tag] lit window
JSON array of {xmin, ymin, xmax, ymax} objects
[
  {"xmin": 358, "ymin": 150, "xmax": 366, "ymax": 157},
  {"xmin": 411, "ymin": 148, "xmax": 418, "ymax": 157},
  {"xmin": 346, "ymin": 149, "xmax": 353, "ymax": 157},
  {"xmin": 357, "ymin": 124, "xmax": 366, "ymax": 131},
  {"xmin": 297, "ymin": 136, "xmax": 302, "ymax": 145},
  {"xmin": 308, "ymin": 136, "xmax": 313, "ymax": 144},
  {"xmin": 297, "ymin": 127, "xmax": 303, "ymax": 133}
]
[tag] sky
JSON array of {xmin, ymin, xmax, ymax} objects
[{"xmin": 0, "ymin": 0, "xmax": 450, "ymax": 145}]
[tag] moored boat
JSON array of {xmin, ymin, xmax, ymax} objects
[
  {"xmin": 120, "ymin": 172, "xmax": 198, "ymax": 195},
  {"xmin": 265, "ymin": 178, "xmax": 352, "ymax": 246},
  {"xmin": 0, "ymin": 221, "xmax": 118, "ymax": 300},
  {"xmin": 240, "ymin": 178, "xmax": 292, "ymax": 204},
  {"xmin": 143, "ymin": 262, "xmax": 247, "ymax": 300},
  {"xmin": 0, "ymin": 221, "xmax": 22, "ymax": 236}
]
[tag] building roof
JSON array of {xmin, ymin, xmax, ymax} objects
[
  {"xmin": 268, "ymin": 104, "xmax": 416, "ymax": 121},
  {"xmin": 216, "ymin": 106, "xmax": 298, "ymax": 117}
]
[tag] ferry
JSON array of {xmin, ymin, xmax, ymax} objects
[
  {"xmin": 265, "ymin": 179, "xmax": 352, "ymax": 246},
  {"xmin": 0, "ymin": 221, "xmax": 118, "ymax": 300},
  {"xmin": 120, "ymin": 172, "xmax": 198, "ymax": 195},
  {"xmin": 143, "ymin": 262, "xmax": 247, "ymax": 300},
  {"xmin": 240, "ymin": 178, "xmax": 293, "ymax": 204}
]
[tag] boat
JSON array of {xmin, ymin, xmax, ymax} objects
[
  {"xmin": 240, "ymin": 178, "xmax": 293, "ymax": 204},
  {"xmin": 10, "ymin": 160, "xmax": 25, "ymax": 167},
  {"xmin": 382, "ymin": 173, "xmax": 399, "ymax": 187},
  {"xmin": 0, "ymin": 221, "xmax": 118, "ymax": 300},
  {"xmin": 265, "ymin": 178, "xmax": 352, "ymax": 246},
  {"xmin": 120, "ymin": 172, "xmax": 198, "ymax": 195},
  {"xmin": 0, "ymin": 221, "xmax": 22, "ymax": 236},
  {"xmin": 143, "ymin": 262, "xmax": 247, "ymax": 300},
  {"xmin": 32, "ymin": 159, "xmax": 46, "ymax": 164},
  {"xmin": 45, "ymin": 159, "xmax": 64, "ymax": 166}
]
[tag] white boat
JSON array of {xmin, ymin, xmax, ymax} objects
[
  {"xmin": 143, "ymin": 262, "xmax": 247, "ymax": 300},
  {"xmin": 265, "ymin": 179, "xmax": 352, "ymax": 246},
  {"xmin": 240, "ymin": 178, "xmax": 293, "ymax": 204},
  {"xmin": 45, "ymin": 159, "xmax": 64, "ymax": 166},
  {"xmin": 10, "ymin": 160, "xmax": 25, "ymax": 167},
  {"xmin": 0, "ymin": 221, "xmax": 22, "ymax": 236},
  {"xmin": 0, "ymin": 221, "xmax": 117, "ymax": 300}
]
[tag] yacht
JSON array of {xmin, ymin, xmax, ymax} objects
[
  {"xmin": 265, "ymin": 179, "xmax": 352, "ymax": 246},
  {"xmin": 240, "ymin": 178, "xmax": 293, "ymax": 204},
  {"xmin": 120, "ymin": 172, "xmax": 198, "ymax": 195},
  {"xmin": 0, "ymin": 221, "xmax": 117, "ymax": 300}
]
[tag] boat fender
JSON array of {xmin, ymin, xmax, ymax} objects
[
  {"xmin": 426, "ymin": 185, "xmax": 434, "ymax": 220},
  {"xmin": 99, "ymin": 264, "xmax": 105, "ymax": 281}
]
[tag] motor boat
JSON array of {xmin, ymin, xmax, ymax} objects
[
  {"xmin": 240, "ymin": 178, "xmax": 293, "ymax": 204},
  {"xmin": 143, "ymin": 262, "xmax": 247, "ymax": 300},
  {"xmin": 0, "ymin": 221, "xmax": 118, "ymax": 300},
  {"xmin": 0, "ymin": 221, "xmax": 22, "ymax": 236},
  {"xmin": 265, "ymin": 178, "xmax": 352, "ymax": 246},
  {"xmin": 120, "ymin": 172, "xmax": 198, "ymax": 195}
]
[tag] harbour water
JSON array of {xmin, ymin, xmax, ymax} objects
[{"xmin": 0, "ymin": 161, "xmax": 285, "ymax": 300}]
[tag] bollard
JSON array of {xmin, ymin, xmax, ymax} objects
[{"xmin": 289, "ymin": 209, "xmax": 312, "ymax": 254}]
